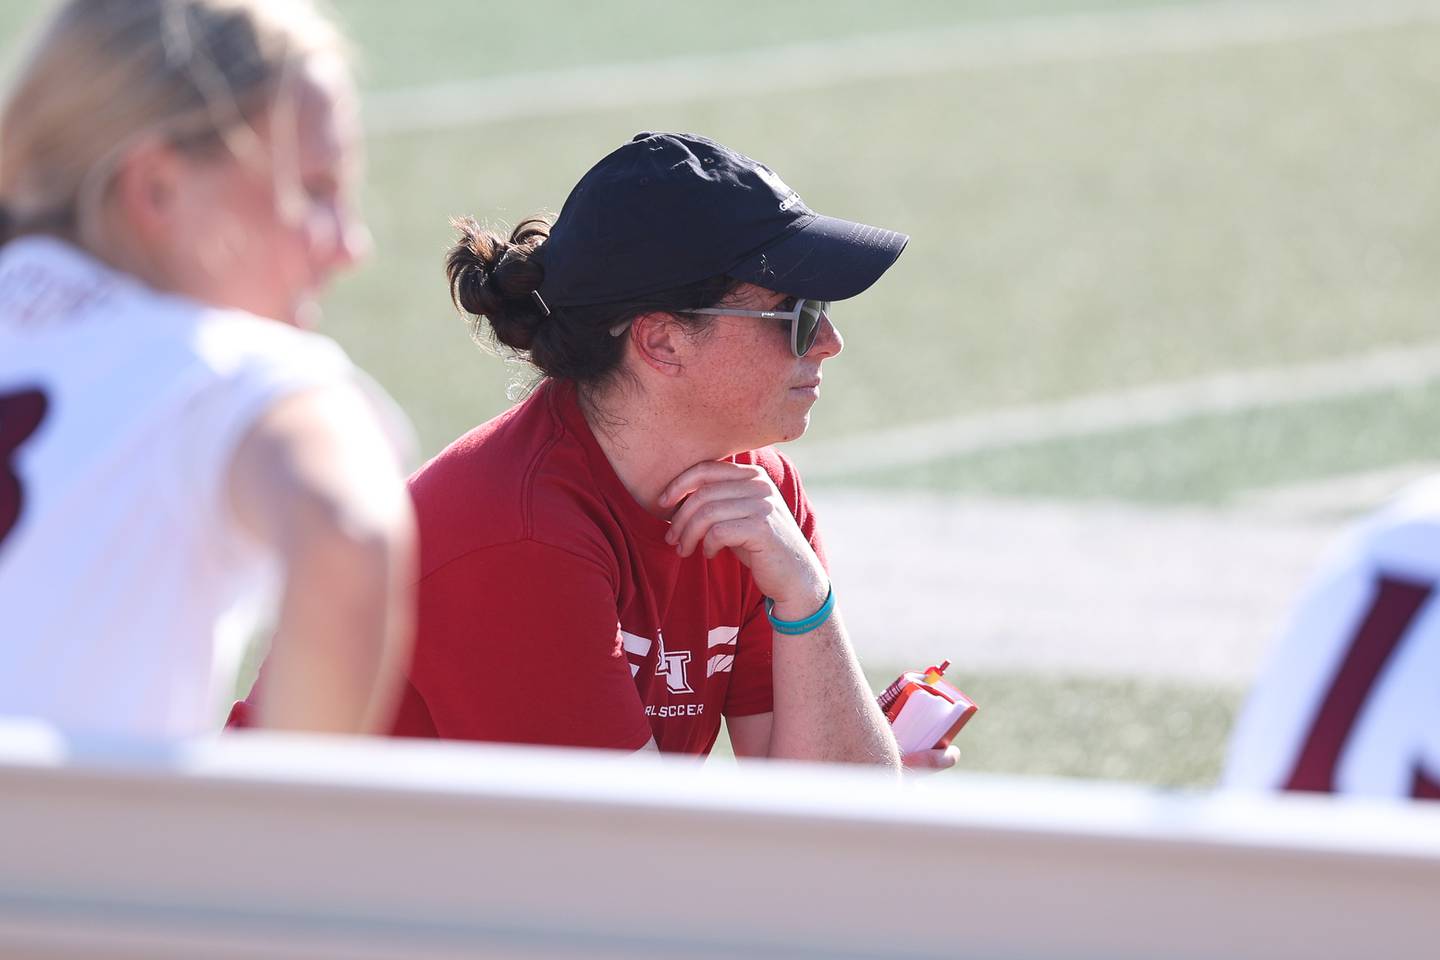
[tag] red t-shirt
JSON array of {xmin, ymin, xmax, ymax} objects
[{"xmin": 389, "ymin": 378, "xmax": 827, "ymax": 754}]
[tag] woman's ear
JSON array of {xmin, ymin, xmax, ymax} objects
[{"xmin": 629, "ymin": 312, "xmax": 687, "ymax": 376}]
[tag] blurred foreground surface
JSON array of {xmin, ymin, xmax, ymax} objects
[{"xmin": 3, "ymin": 723, "xmax": 1439, "ymax": 959}]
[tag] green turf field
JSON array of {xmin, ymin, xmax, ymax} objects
[
  {"xmin": 10, "ymin": 0, "xmax": 1435, "ymax": 788},
  {"xmin": 860, "ymin": 380, "xmax": 1440, "ymax": 504},
  {"xmin": 332, "ymin": 0, "xmax": 1211, "ymax": 90},
  {"xmin": 330, "ymin": 2, "xmax": 1440, "ymax": 467}
]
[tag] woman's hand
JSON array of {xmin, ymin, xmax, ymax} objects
[{"xmin": 660, "ymin": 461, "xmax": 827, "ymax": 617}]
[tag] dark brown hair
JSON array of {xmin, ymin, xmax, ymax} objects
[{"xmin": 445, "ymin": 215, "xmax": 738, "ymax": 386}]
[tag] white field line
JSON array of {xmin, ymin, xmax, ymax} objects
[
  {"xmin": 791, "ymin": 341, "xmax": 1440, "ymax": 480},
  {"xmin": 817, "ymin": 489, "xmax": 1341, "ymax": 682},
  {"xmin": 1235, "ymin": 462, "xmax": 1440, "ymax": 521},
  {"xmin": 364, "ymin": 0, "xmax": 1440, "ymax": 136}
]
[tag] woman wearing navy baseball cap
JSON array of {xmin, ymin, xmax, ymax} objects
[{"xmin": 395, "ymin": 132, "xmax": 942, "ymax": 769}]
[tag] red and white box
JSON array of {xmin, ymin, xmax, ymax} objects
[{"xmin": 877, "ymin": 660, "xmax": 977, "ymax": 753}]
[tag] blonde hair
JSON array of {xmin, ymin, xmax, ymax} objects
[{"xmin": 0, "ymin": 0, "xmax": 350, "ymax": 248}]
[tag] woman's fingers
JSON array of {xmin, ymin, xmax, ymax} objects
[
  {"xmin": 664, "ymin": 477, "xmax": 772, "ymax": 543},
  {"xmin": 659, "ymin": 460, "xmax": 764, "ymax": 508},
  {"xmin": 659, "ymin": 460, "xmax": 824, "ymax": 600},
  {"xmin": 662, "ymin": 461, "xmax": 779, "ymax": 559},
  {"xmin": 902, "ymin": 745, "xmax": 961, "ymax": 773},
  {"xmin": 700, "ymin": 517, "xmax": 770, "ymax": 560},
  {"xmin": 672, "ymin": 498, "xmax": 766, "ymax": 557}
]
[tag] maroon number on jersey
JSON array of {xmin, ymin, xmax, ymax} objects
[
  {"xmin": 1284, "ymin": 575, "xmax": 1434, "ymax": 794},
  {"xmin": 0, "ymin": 388, "xmax": 49, "ymax": 546}
]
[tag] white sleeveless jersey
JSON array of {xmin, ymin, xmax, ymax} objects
[
  {"xmin": 1224, "ymin": 477, "xmax": 1440, "ymax": 799},
  {"xmin": 0, "ymin": 236, "xmax": 413, "ymax": 738}
]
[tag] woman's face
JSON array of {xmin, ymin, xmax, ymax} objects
[
  {"xmin": 678, "ymin": 283, "xmax": 844, "ymax": 452},
  {"xmin": 160, "ymin": 59, "xmax": 368, "ymax": 327}
]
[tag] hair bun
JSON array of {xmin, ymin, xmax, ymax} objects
[{"xmin": 445, "ymin": 216, "xmax": 551, "ymax": 350}]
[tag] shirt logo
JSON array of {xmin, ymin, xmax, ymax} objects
[
  {"xmin": 619, "ymin": 624, "xmax": 740, "ymax": 699},
  {"xmin": 654, "ymin": 630, "xmax": 694, "ymax": 694},
  {"xmin": 706, "ymin": 626, "xmax": 738, "ymax": 677},
  {"xmin": 619, "ymin": 627, "xmax": 694, "ymax": 694}
]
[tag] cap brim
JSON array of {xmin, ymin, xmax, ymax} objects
[{"xmin": 730, "ymin": 214, "xmax": 909, "ymax": 302}]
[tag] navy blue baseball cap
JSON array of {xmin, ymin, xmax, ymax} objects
[{"xmin": 534, "ymin": 132, "xmax": 908, "ymax": 308}]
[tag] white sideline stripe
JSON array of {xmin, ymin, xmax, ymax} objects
[
  {"xmin": 1235, "ymin": 462, "xmax": 1440, "ymax": 521},
  {"xmin": 620, "ymin": 630, "xmax": 651, "ymax": 658},
  {"xmin": 363, "ymin": 0, "xmax": 1440, "ymax": 136},
  {"xmin": 818, "ymin": 489, "xmax": 1342, "ymax": 684},
  {"xmin": 707, "ymin": 654, "xmax": 735, "ymax": 677},
  {"xmin": 792, "ymin": 341, "xmax": 1440, "ymax": 480},
  {"xmin": 707, "ymin": 626, "xmax": 739, "ymax": 649}
]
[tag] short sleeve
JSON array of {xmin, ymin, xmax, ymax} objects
[
  {"xmin": 723, "ymin": 447, "xmax": 830, "ymax": 718},
  {"xmin": 167, "ymin": 316, "xmax": 415, "ymax": 558},
  {"xmin": 724, "ymin": 594, "xmax": 774, "ymax": 718},
  {"xmin": 405, "ymin": 539, "xmax": 653, "ymax": 750}
]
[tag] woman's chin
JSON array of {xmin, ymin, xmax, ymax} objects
[{"xmin": 774, "ymin": 412, "xmax": 813, "ymax": 445}]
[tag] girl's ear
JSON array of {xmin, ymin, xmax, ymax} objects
[{"xmin": 109, "ymin": 139, "xmax": 185, "ymax": 243}]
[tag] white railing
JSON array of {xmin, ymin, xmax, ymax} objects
[{"xmin": 1, "ymin": 720, "xmax": 1437, "ymax": 959}]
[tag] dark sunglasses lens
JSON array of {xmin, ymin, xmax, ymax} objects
[{"xmin": 794, "ymin": 300, "xmax": 827, "ymax": 356}]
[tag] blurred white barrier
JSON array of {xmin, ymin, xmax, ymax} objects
[{"xmin": 1, "ymin": 721, "xmax": 1438, "ymax": 960}]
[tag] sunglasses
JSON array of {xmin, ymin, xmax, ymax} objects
[{"xmin": 687, "ymin": 298, "xmax": 830, "ymax": 357}]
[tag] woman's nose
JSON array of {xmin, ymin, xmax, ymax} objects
[{"xmin": 810, "ymin": 313, "xmax": 843, "ymax": 359}]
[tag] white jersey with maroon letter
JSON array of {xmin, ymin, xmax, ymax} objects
[
  {"xmin": 1224, "ymin": 477, "xmax": 1440, "ymax": 799},
  {"xmin": 0, "ymin": 236, "xmax": 410, "ymax": 738}
]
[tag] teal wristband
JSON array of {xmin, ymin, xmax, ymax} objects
[{"xmin": 764, "ymin": 584, "xmax": 835, "ymax": 636}]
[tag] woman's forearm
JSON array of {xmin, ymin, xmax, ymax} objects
[{"xmin": 766, "ymin": 608, "xmax": 901, "ymax": 770}]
